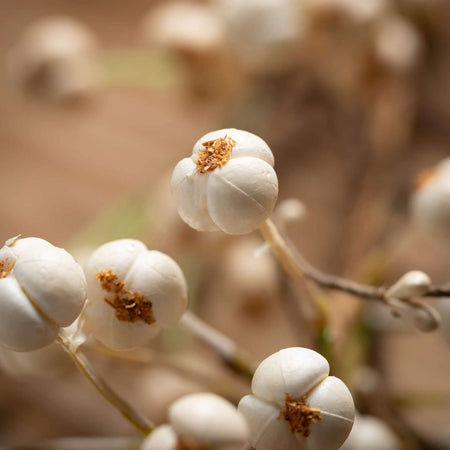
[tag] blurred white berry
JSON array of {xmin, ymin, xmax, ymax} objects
[
  {"xmin": 341, "ymin": 413, "xmax": 400, "ymax": 450},
  {"xmin": 0, "ymin": 236, "xmax": 87, "ymax": 351},
  {"xmin": 275, "ymin": 198, "xmax": 307, "ymax": 227},
  {"xmin": 6, "ymin": 15, "xmax": 100, "ymax": 101},
  {"xmin": 83, "ymin": 239, "xmax": 188, "ymax": 350},
  {"xmin": 216, "ymin": 0, "xmax": 303, "ymax": 70},
  {"xmin": 374, "ymin": 16, "xmax": 422, "ymax": 72},
  {"xmin": 386, "ymin": 270, "xmax": 431, "ymax": 300},
  {"xmin": 171, "ymin": 128, "xmax": 278, "ymax": 235},
  {"xmin": 141, "ymin": 392, "xmax": 249, "ymax": 449},
  {"xmin": 411, "ymin": 158, "xmax": 450, "ymax": 239},
  {"xmin": 142, "ymin": 1, "xmax": 225, "ymax": 54},
  {"xmin": 238, "ymin": 347, "xmax": 355, "ymax": 450},
  {"xmin": 435, "ymin": 298, "xmax": 450, "ymax": 342}
]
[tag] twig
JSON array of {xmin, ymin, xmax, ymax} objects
[
  {"xmin": 260, "ymin": 218, "xmax": 450, "ymax": 302},
  {"xmin": 56, "ymin": 333, "xmax": 154, "ymax": 435},
  {"xmin": 180, "ymin": 310, "xmax": 258, "ymax": 379}
]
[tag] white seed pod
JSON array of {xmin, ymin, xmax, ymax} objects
[
  {"xmin": 83, "ymin": 239, "xmax": 188, "ymax": 350},
  {"xmin": 238, "ymin": 347, "xmax": 355, "ymax": 450},
  {"xmin": 0, "ymin": 236, "xmax": 87, "ymax": 351},
  {"xmin": 169, "ymin": 392, "xmax": 249, "ymax": 447},
  {"xmin": 386, "ymin": 270, "xmax": 431, "ymax": 300},
  {"xmin": 411, "ymin": 158, "xmax": 450, "ymax": 239},
  {"xmin": 6, "ymin": 15, "xmax": 99, "ymax": 101},
  {"xmin": 434, "ymin": 298, "xmax": 450, "ymax": 342},
  {"xmin": 275, "ymin": 198, "xmax": 307, "ymax": 227},
  {"xmin": 140, "ymin": 424, "xmax": 178, "ymax": 450},
  {"xmin": 341, "ymin": 413, "xmax": 400, "ymax": 450},
  {"xmin": 216, "ymin": 0, "xmax": 302, "ymax": 71},
  {"xmin": 142, "ymin": 1, "xmax": 225, "ymax": 54},
  {"xmin": 140, "ymin": 393, "xmax": 248, "ymax": 450},
  {"xmin": 374, "ymin": 15, "xmax": 422, "ymax": 72},
  {"xmin": 171, "ymin": 128, "xmax": 279, "ymax": 235},
  {"xmin": 387, "ymin": 297, "xmax": 440, "ymax": 333}
]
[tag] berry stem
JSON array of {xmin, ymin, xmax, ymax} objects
[
  {"xmin": 180, "ymin": 310, "xmax": 258, "ymax": 379},
  {"xmin": 56, "ymin": 332, "xmax": 154, "ymax": 435}
]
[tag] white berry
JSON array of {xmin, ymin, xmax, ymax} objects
[
  {"xmin": 140, "ymin": 392, "xmax": 249, "ymax": 449},
  {"xmin": 83, "ymin": 239, "xmax": 188, "ymax": 350},
  {"xmin": 171, "ymin": 128, "xmax": 279, "ymax": 235},
  {"xmin": 238, "ymin": 347, "xmax": 355, "ymax": 450},
  {"xmin": 0, "ymin": 237, "xmax": 87, "ymax": 351}
]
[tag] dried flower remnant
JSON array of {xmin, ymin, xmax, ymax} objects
[
  {"xmin": 195, "ymin": 136, "xmax": 235, "ymax": 173},
  {"xmin": 0, "ymin": 237, "xmax": 87, "ymax": 351},
  {"xmin": 95, "ymin": 270, "xmax": 155, "ymax": 325},
  {"xmin": 83, "ymin": 239, "xmax": 187, "ymax": 350},
  {"xmin": 239, "ymin": 347, "xmax": 354, "ymax": 450},
  {"xmin": 278, "ymin": 394, "xmax": 322, "ymax": 437},
  {"xmin": 0, "ymin": 259, "xmax": 14, "ymax": 279},
  {"xmin": 171, "ymin": 128, "xmax": 278, "ymax": 234}
]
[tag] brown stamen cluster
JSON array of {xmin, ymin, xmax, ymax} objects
[
  {"xmin": 195, "ymin": 136, "xmax": 236, "ymax": 174},
  {"xmin": 176, "ymin": 436, "xmax": 212, "ymax": 450},
  {"xmin": 278, "ymin": 394, "xmax": 322, "ymax": 437},
  {"xmin": 0, "ymin": 259, "xmax": 14, "ymax": 279},
  {"xmin": 95, "ymin": 270, "xmax": 155, "ymax": 325}
]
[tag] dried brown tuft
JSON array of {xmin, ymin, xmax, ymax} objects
[
  {"xmin": 278, "ymin": 394, "xmax": 322, "ymax": 437},
  {"xmin": 195, "ymin": 136, "xmax": 236, "ymax": 174},
  {"xmin": 95, "ymin": 269, "xmax": 155, "ymax": 325},
  {"xmin": 0, "ymin": 258, "xmax": 14, "ymax": 279}
]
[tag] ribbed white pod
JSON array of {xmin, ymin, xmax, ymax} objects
[
  {"xmin": 341, "ymin": 414, "xmax": 401, "ymax": 450},
  {"xmin": 83, "ymin": 239, "xmax": 188, "ymax": 350},
  {"xmin": 0, "ymin": 237, "xmax": 87, "ymax": 351},
  {"xmin": 171, "ymin": 128, "xmax": 278, "ymax": 235},
  {"xmin": 6, "ymin": 15, "xmax": 99, "ymax": 100},
  {"xmin": 140, "ymin": 393, "xmax": 249, "ymax": 449},
  {"xmin": 238, "ymin": 347, "xmax": 355, "ymax": 450}
]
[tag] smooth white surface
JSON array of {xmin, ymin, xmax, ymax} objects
[
  {"xmin": 83, "ymin": 239, "xmax": 187, "ymax": 350},
  {"xmin": 386, "ymin": 270, "xmax": 431, "ymax": 300},
  {"xmin": 140, "ymin": 425, "xmax": 178, "ymax": 450},
  {"xmin": 170, "ymin": 392, "xmax": 249, "ymax": 445},
  {"xmin": 171, "ymin": 128, "xmax": 279, "ymax": 235},
  {"xmin": 0, "ymin": 237, "xmax": 87, "ymax": 351},
  {"xmin": 341, "ymin": 414, "xmax": 400, "ymax": 450},
  {"xmin": 251, "ymin": 347, "xmax": 329, "ymax": 405},
  {"xmin": 239, "ymin": 347, "xmax": 354, "ymax": 450},
  {"xmin": 0, "ymin": 276, "xmax": 57, "ymax": 351}
]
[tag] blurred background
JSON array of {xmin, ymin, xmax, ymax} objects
[{"xmin": 0, "ymin": 0, "xmax": 450, "ymax": 449}]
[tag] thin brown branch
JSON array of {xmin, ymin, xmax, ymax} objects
[
  {"xmin": 259, "ymin": 219, "xmax": 450, "ymax": 302},
  {"xmin": 56, "ymin": 334, "xmax": 154, "ymax": 435}
]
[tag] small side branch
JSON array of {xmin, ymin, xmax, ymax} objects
[
  {"xmin": 56, "ymin": 333, "xmax": 154, "ymax": 435},
  {"xmin": 180, "ymin": 310, "xmax": 258, "ymax": 379},
  {"xmin": 259, "ymin": 219, "xmax": 450, "ymax": 302}
]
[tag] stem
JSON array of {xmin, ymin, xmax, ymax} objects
[
  {"xmin": 56, "ymin": 333, "xmax": 154, "ymax": 435},
  {"xmin": 260, "ymin": 219, "xmax": 450, "ymax": 301},
  {"xmin": 259, "ymin": 218, "xmax": 385, "ymax": 301},
  {"xmin": 180, "ymin": 310, "xmax": 258, "ymax": 379}
]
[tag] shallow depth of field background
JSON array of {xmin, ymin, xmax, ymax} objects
[{"xmin": 0, "ymin": 1, "xmax": 449, "ymax": 449}]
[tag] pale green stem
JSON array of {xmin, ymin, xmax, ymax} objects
[
  {"xmin": 180, "ymin": 310, "xmax": 258, "ymax": 379},
  {"xmin": 56, "ymin": 333, "xmax": 153, "ymax": 435}
]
